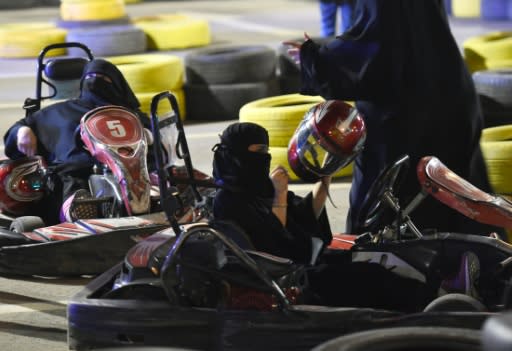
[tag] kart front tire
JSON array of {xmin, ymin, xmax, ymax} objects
[
  {"xmin": 9, "ymin": 216, "xmax": 45, "ymax": 233},
  {"xmin": 312, "ymin": 326, "xmax": 481, "ymax": 351}
]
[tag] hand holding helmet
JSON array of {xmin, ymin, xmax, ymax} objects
[{"xmin": 288, "ymin": 100, "xmax": 366, "ymax": 182}]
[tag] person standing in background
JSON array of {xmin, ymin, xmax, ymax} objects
[
  {"xmin": 319, "ymin": 0, "xmax": 356, "ymax": 37},
  {"xmin": 285, "ymin": 0, "xmax": 505, "ymax": 239}
]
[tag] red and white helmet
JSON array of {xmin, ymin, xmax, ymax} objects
[
  {"xmin": 0, "ymin": 157, "xmax": 46, "ymax": 215},
  {"xmin": 288, "ymin": 100, "xmax": 366, "ymax": 182}
]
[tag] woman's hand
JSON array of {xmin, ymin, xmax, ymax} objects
[
  {"xmin": 16, "ymin": 126, "xmax": 37, "ymax": 156},
  {"xmin": 282, "ymin": 32, "xmax": 311, "ymax": 65},
  {"xmin": 270, "ymin": 165, "xmax": 289, "ymax": 196}
]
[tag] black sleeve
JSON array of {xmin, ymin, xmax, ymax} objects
[
  {"xmin": 299, "ymin": 38, "xmax": 380, "ymax": 100},
  {"xmin": 213, "ymin": 191, "xmax": 314, "ymax": 264}
]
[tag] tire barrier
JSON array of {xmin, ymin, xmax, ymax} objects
[
  {"xmin": 60, "ymin": 0, "xmax": 127, "ymax": 22},
  {"xmin": 463, "ymin": 32, "xmax": 512, "ymax": 73},
  {"xmin": 452, "ymin": 0, "xmax": 481, "ymax": 18},
  {"xmin": 66, "ymin": 25, "xmax": 147, "ymax": 57},
  {"xmin": 56, "ymin": 17, "xmax": 132, "ymax": 30},
  {"xmin": 137, "ymin": 89, "xmax": 186, "ymax": 121},
  {"xmin": 312, "ymin": 327, "xmax": 481, "ymax": 351},
  {"xmin": 107, "ymin": 54, "xmax": 184, "ymax": 94},
  {"xmin": 132, "ymin": 14, "xmax": 211, "ymax": 51},
  {"xmin": 480, "ymin": 124, "xmax": 512, "ymax": 195},
  {"xmin": 0, "ymin": 23, "xmax": 67, "ymax": 58},
  {"xmin": 185, "ymin": 45, "xmax": 276, "ymax": 85},
  {"xmin": 185, "ymin": 80, "xmax": 279, "ymax": 121},
  {"xmin": 184, "ymin": 45, "xmax": 279, "ymax": 121},
  {"xmin": 239, "ymin": 94, "xmax": 325, "ymax": 147},
  {"xmin": 473, "ymin": 69, "xmax": 512, "ymax": 127}
]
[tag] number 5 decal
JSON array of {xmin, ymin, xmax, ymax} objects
[{"xmin": 106, "ymin": 120, "xmax": 127, "ymax": 137}]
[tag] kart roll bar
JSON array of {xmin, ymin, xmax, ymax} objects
[
  {"xmin": 150, "ymin": 91, "xmax": 211, "ymax": 233},
  {"xmin": 160, "ymin": 222, "xmax": 291, "ymax": 311},
  {"xmin": 24, "ymin": 42, "xmax": 94, "ymax": 117}
]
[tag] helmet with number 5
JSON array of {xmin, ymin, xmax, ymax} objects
[{"xmin": 288, "ymin": 100, "xmax": 366, "ymax": 182}]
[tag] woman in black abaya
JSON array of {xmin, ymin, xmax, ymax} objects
[
  {"xmin": 3, "ymin": 58, "xmax": 152, "ymax": 224},
  {"xmin": 212, "ymin": 122, "xmax": 333, "ymax": 264},
  {"xmin": 286, "ymin": 0, "xmax": 501, "ymax": 237}
]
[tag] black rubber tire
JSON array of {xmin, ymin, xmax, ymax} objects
[
  {"xmin": 312, "ymin": 327, "xmax": 482, "ymax": 351},
  {"xmin": 185, "ymin": 45, "xmax": 277, "ymax": 85},
  {"xmin": 56, "ymin": 16, "xmax": 131, "ymax": 30},
  {"xmin": 66, "ymin": 24, "xmax": 147, "ymax": 57},
  {"xmin": 184, "ymin": 79, "xmax": 280, "ymax": 121},
  {"xmin": 0, "ymin": 0, "xmax": 39, "ymax": 9},
  {"xmin": 482, "ymin": 312, "xmax": 512, "ymax": 351},
  {"xmin": 473, "ymin": 69, "xmax": 512, "ymax": 127},
  {"xmin": 9, "ymin": 216, "xmax": 45, "ymax": 233},
  {"xmin": 423, "ymin": 293, "xmax": 487, "ymax": 312}
]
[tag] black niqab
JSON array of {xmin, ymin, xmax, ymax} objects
[
  {"xmin": 212, "ymin": 122, "xmax": 273, "ymax": 197},
  {"xmin": 79, "ymin": 58, "xmax": 140, "ymax": 111}
]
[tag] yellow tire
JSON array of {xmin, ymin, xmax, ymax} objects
[
  {"xmin": 464, "ymin": 32, "xmax": 512, "ymax": 73},
  {"xmin": 136, "ymin": 89, "xmax": 186, "ymax": 121},
  {"xmin": 133, "ymin": 14, "xmax": 211, "ymax": 50},
  {"xmin": 0, "ymin": 22, "xmax": 67, "ymax": 58},
  {"xmin": 107, "ymin": 54, "xmax": 184, "ymax": 93},
  {"xmin": 270, "ymin": 146, "xmax": 353, "ymax": 183},
  {"xmin": 60, "ymin": 0, "xmax": 126, "ymax": 21},
  {"xmin": 452, "ymin": 0, "xmax": 481, "ymax": 18},
  {"xmin": 481, "ymin": 124, "xmax": 512, "ymax": 142},
  {"xmin": 480, "ymin": 125, "xmax": 512, "ymax": 194},
  {"xmin": 239, "ymin": 94, "xmax": 325, "ymax": 147}
]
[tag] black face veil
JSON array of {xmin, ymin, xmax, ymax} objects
[
  {"xmin": 79, "ymin": 58, "xmax": 140, "ymax": 110},
  {"xmin": 212, "ymin": 122, "xmax": 274, "ymax": 197}
]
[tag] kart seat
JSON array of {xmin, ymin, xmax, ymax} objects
[
  {"xmin": 44, "ymin": 57, "xmax": 88, "ymax": 81},
  {"xmin": 43, "ymin": 57, "xmax": 89, "ymax": 100},
  {"xmin": 418, "ymin": 156, "xmax": 512, "ymax": 229}
]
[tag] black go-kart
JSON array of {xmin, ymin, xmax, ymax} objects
[
  {"xmin": 67, "ymin": 153, "xmax": 512, "ymax": 350},
  {"xmin": 0, "ymin": 45, "xmax": 215, "ymax": 276}
]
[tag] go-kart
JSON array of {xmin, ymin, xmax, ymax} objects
[
  {"xmin": 67, "ymin": 154, "xmax": 512, "ymax": 350},
  {"xmin": 0, "ymin": 44, "xmax": 215, "ymax": 276}
]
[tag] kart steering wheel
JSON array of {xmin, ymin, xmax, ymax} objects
[{"xmin": 354, "ymin": 154, "xmax": 410, "ymax": 233}]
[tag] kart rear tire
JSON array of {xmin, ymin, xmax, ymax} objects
[
  {"xmin": 312, "ymin": 326, "xmax": 481, "ymax": 351},
  {"xmin": 9, "ymin": 216, "xmax": 45, "ymax": 233}
]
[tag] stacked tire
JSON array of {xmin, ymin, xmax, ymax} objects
[
  {"xmin": 59, "ymin": 0, "xmax": 147, "ymax": 57},
  {"xmin": 473, "ymin": 69, "xmax": 512, "ymax": 127},
  {"xmin": 480, "ymin": 124, "xmax": 512, "ymax": 241},
  {"xmin": 184, "ymin": 45, "xmax": 279, "ymax": 121},
  {"xmin": 463, "ymin": 32, "xmax": 512, "ymax": 73},
  {"xmin": 107, "ymin": 54, "xmax": 186, "ymax": 120},
  {"xmin": 0, "ymin": 23, "xmax": 67, "ymax": 58},
  {"xmin": 132, "ymin": 14, "xmax": 211, "ymax": 51},
  {"xmin": 239, "ymin": 94, "xmax": 354, "ymax": 182}
]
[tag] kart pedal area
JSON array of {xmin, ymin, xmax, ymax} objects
[{"xmin": 418, "ymin": 156, "xmax": 512, "ymax": 229}]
